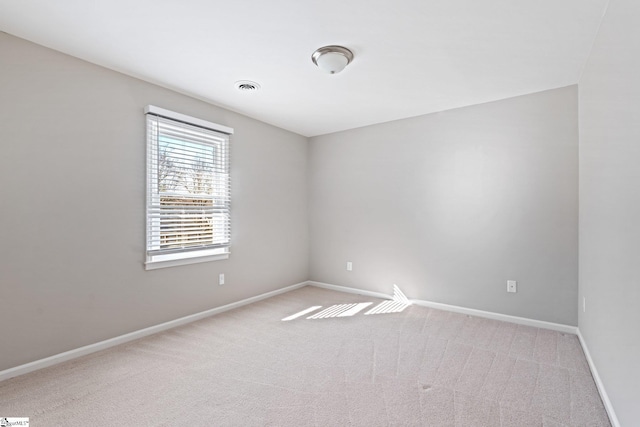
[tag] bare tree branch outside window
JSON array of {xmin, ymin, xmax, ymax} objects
[{"xmin": 158, "ymin": 139, "xmax": 217, "ymax": 249}]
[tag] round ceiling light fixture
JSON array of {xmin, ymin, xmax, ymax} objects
[
  {"xmin": 234, "ymin": 80, "xmax": 261, "ymax": 92},
  {"xmin": 311, "ymin": 45, "xmax": 354, "ymax": 74}
]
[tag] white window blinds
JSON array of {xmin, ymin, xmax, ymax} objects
[{"xmin": 145, "ymin": 106, "xmax": 232, "ymax": 268}]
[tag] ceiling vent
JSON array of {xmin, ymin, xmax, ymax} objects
[{"xmin": 234, "ymin": 80, "xmax": 261, "ymax": 92}]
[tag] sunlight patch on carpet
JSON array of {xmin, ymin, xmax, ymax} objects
[
  {"xmin": 281, "ymin": 306, "xmax": 323, "ymax": 321},
  {"xmin": 281, "ymin": 286, "xmax": 412, "ymax": 321},
  {"xmin": 307, "ymin": 304, "xmax": 357, "ymax": 319},
  {"xmin": 364, "ymin": 300, "xmax": 409, "ymax": 315}
]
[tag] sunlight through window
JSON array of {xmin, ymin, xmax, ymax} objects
[
  {"xmin": 281, "ymin": 306, "xmax": 322, "ymax": 321},
  {"xmin": 281, "ymin": 286, "xmax": 412, "ymax": 321},
  {"xmin": 364, "ymin": 300, "xmax": 409, "ymax": 315},
  {"xmin": 308, "ymin": 304, "xmax": 357, "ymax": 319}
]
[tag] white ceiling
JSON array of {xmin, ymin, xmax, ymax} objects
[{"xmin": 0, "ymin": 0, "xmax": 608, "ymax": 137}]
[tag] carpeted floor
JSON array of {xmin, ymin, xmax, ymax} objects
[{"xmin": 0, "ymin": 286, "xmax": 611, "ymax": 426}]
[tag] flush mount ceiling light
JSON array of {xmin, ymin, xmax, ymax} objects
[{"xmin": 311, "ymin": 45, "xmax": 354, "ymax": 74}]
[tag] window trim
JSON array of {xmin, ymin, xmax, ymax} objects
[
  {"xmin": 145, "ymin": 105, "xmax": 234, "ymax": 135},
  {"xmin": 144, "ymin": 105, "xmax": 233, "ymax": 270},
  {"xmin": 145, "ymin": 251, "xmax": 229, "ymax": 270}
]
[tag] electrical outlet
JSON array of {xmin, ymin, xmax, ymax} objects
[
  {"xmin": 346, "ymin": 262, "xmax": 353, "ymax": 271},
  {"xmin": 219, "ymin": 273, "xmax": 225, "ymax": 285},
  {"xmin": 507, "ymin": 280, "xmax": 517, "ymax": 293}
]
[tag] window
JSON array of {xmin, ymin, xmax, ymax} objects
[{"xmin": 145, "ymin": 105, "xmax": 232, "ymax": 270}]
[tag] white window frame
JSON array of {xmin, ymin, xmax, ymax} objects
[{"xmin": 144, "ymin": 105, "xmax": 233, "ymax": 270}]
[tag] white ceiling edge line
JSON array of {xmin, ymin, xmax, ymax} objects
[
  {"xmin": 5, "ymin": 32, "xmax": 304, "ymax": 137},
  {"xmin": 3, "ymin": 32, "xmax": 581, "ymax": 138},
  {"xmin": 309, "ymin": 83, "xmax": 580, "ymax": 139},
  {"xmin": 577, "ymin": 0, "xmax": 612, "ymax": 84}
]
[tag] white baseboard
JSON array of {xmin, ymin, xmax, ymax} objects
[
  {"xmin": 0, "ymin": 281, "xmax": 308, "ymax": 383},
  {"xmin": 577, "ymin": 329, "xmax": 620, "ymax": 427},
  {"xmin": 308, "ymin": 281, "xmax": 394, "ymax": 300},
  {"xmin": 3, "ymin": 279, "xmax": 617, "ymax": 427},
  {"xmin": 309, "ymin": 281, "xmax": 577, "ymax": 334},
  {"xmin": 313, "ymin": 282, "xmax": 614, "ymax": 425},
  {"xmin": 411, "ymin": 299, "xmax": 578, "ymax": 334}
]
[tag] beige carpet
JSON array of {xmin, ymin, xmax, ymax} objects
[{"xmin": 0, "ymin": 286, "xmax": 610, "ymax": 426}]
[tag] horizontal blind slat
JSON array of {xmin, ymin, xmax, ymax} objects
[{"xmin": 146, "ymin": 107, "xmax": 231, "ymax": 258}]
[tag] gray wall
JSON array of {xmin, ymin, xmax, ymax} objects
[
  {"xmin": 309, "ymin": 86, "xmax": 579, "ymax": 325},
  {"xmin": 0, "ymin": 33, "xmax": 309, "ymax": 371},
  {"xmin": 579, "ymin": 0, "xmax": 640, "ymax": 424}
]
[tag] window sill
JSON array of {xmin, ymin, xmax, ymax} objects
[{"xmin": 145, "ymin": 250, "xmax": 229, "ymax": 270}]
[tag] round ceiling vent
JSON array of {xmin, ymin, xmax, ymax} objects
[{"xmin": 234, "ymin": 80, "xmax": 261, "ymax": 92}]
